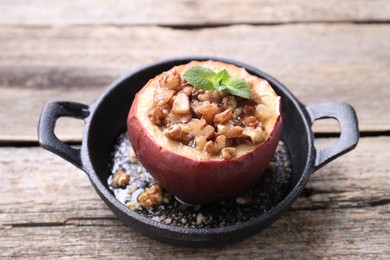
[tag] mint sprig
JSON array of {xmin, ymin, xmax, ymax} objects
[{"xmin": 183, "ymin": 66, "xmax": 251, "ymax": 99}]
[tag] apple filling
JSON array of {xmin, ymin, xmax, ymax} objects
[{"xmin": 140, "ymin": 61, "xmax": 281, "ymax": 160}]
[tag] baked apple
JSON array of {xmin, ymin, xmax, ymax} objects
[{"xmin": 127, "ymin": 60, "xmax": 282, "ymax": 204}]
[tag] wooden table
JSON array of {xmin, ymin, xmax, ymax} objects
[{"xmin": 1, "ymin": 1, "xmax": 390, "ymax": 258}]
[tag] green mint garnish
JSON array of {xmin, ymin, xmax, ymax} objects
[{"xmin": 183, "ymin": 66, "xmax": 251, "ymax": 99}]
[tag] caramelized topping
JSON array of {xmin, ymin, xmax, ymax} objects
[
  {"xmin": 194, "ymin": 102, "xmax": 220, "ymax": 125},
  {"xmin": 147, "ymin": 67, "xmax": 274, "ymax": 159}
]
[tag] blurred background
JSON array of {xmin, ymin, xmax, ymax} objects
[{"xmin": 1, "ymin": 0, "xmax": 389, "ymax": 141}]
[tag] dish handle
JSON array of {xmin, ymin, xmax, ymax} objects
[
  {"xmin": 306, "ymin": 102, "xmax": 359, "ymax": 171},
  {"xmin": 38, "ymin": 101, "xmax": 90, "ymax": 170}
]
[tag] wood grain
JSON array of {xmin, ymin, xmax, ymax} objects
[
  {"xmin": 0, "ymin": 137, "xmax": 389, "ymax": 258},
  {"xmin": 1, "ymin": 1, "xmax": 388, "ymax": 259},
  {"xmin": 1, "ymin": 207, "xmax": 389, "ymax": 259},
  {"xmin": 0, "ymin": 24, "xmax": 389, "ymax": 142},
  {"xmin": 1, "ymin": 0, "xmax": 390, "ymax": 26}
]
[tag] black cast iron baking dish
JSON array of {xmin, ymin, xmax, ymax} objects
[{"xmin": 38, "ymin": 57, "xmax": 359, "ymax": 247}]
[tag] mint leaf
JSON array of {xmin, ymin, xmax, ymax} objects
[
  {"xmin": 183, "ymin": 66, "xmax": 251, "ymax": 99},
  {"xmin": 224, "ymin": 77, "xmax": 252, "ymax": 99},
  {"xmin": 183, "ymin": 66, "xmax": 216, "ymax": 90},
  {"xmin": 214, "ymin": 69, "xmax": 229, "ymax": 85}
]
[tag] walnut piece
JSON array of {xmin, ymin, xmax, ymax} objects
[
  {"xmin": 222, "ymin": 96, "xmax": 237, "ymax": 110},
  {"xmin": 163, "ymin": 124, "xmax": 191, "ymax": 144},
  {"xmin": 235, "ymin": 194, "xmax": 253, "ymax": 205},
  {"xmin": 193, "ymin": 136, "xmax": 207, "ymax": 151},
  {"xmin": 159, "ymin": 69, "xmax": 181, "ymax": 90},
  {"xmin": 128, "ymin": 147, "xmax": 138, "ymax": 163},
  {"xmin": 226, "ymin": 126, "xmax": 244, "ymax": 138},
  {"xmin": 214, "ymin": 108, "xmax": 233, "ymax": 124},
  {"xmin": 242, "ymin": 128, "xmax": 265, "ymax": 143},
  {"xmin": 111, "ymin": 170, "xmax": 130, "ymax": 188},
  {"xmin": 194, "ymin": 102, "xmax": 220, "ymax": 125},
  {"xmin": 137, "ymin": 185, "xmax": 164, "ymax": 208},
  {"xmin": 154, "ymin": 88, "xmax": 175, "ymax": 107},
  {"xmin": 187, "ymin": 119, "xmax": 215, "ymax": 140},
  {"xmin": 197, "ymin": 90, "xmax": 222, "ymax": 103},
  {"xmin": 172, "ymin": 92, "xmax": 190, "ymax": 115},
  {"xmin": 204, "ymin": 135, "xmax": 226, "ymax": 154},
  {"xmin": 221, "ymin": 147, "xmax": 236, "ymax": 160},
  {"xmin": 147, "ymin": 107, "xmax": 164, "ymax": 126},
  {"xmin": 244, "ymin": 116, "xmax": 260, "ymax": 128}
]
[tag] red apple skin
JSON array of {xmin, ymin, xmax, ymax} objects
[{"xmin": 127, "ymin": 94, "xmax": 283, "ymax": 205}]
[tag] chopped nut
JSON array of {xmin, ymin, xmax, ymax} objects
[
  {"xmin": 221, "ymin": 147, "xmax": 236, "ymax": 160},
  {"xmin": 242, "ymin": 128, "xmax": 265, "ymax": 144},
  {"xmin": 147, "ymin": 107, "xmax": 164, "ymax": 126},
  {"xmin": 196, "ymin": 213, "xmax": 205, "ymax": 225},
  {"xmin": 159, "ymin": 69, "xmax": 181, "ymax": 90},
  {"xmin": 235, "ymin": 194, "xmax": 253, "ymax": 205},
  {"xmin": 204, "ymin": 135, "xmax": 226, "ymax": 154},
  {"xmin": 226, "ymin": 126, "xmax": 244, "ymax": 138},
  {"xmin": 178, "ymin": 123, "xmax": 191, "ymax": 134},
  {"xmin": 197, "ymin": 91, "xmax": 221, "ymax": 103},
  {"xmin": 194, "ymin": 102, "xmax": 220, "ymax": 125},
  {"xmin": 222, "ymin": 96, "xmax": 237, "ymax": 110},
  {"xmin": 233, "ymin": 106, "xmax": 244, "ymax": 119},
  {"xmin": 244, "ymin": 116, "xmax": 260, "ymax": 128},
  {"xmin": 193, "ymin": 136, "xmax": 207, "ymax": 151},
  {"xmin": 244, "ymin": 104, "xmax": 255, "ymax": 114},
  {"xmin": 203, "ymin": 141, "xmax": 214, "ymax": 154},
  {"xmin": 214, "ymin": 108, "xmax": 233, "ymax": 124},
  {"xmin": 190, "ymin": 100, "xmax": 201, "ymax": 112},
  {"xmin": 128, "ymin": 147, "xmax": 138, "ymax": 163},
  {"xmin": 163, "ymin": 125, "xmax": 191, "ymax": 144},
  {"xmin": 137, "ymin": 185, "xmax": 164, "ymax": 208},
  {"xmin": 188, "ymin": 119, "xmax": 215, "ymax": 140},
  {"xmin": 181, "ymin": 86, "xmax": 193, "ymax": 96},
  {"xmin": 191, "ymin": 88, "xmax": 204, "ymax": 99},
  {"xmin": 216, "ymin": 123, "xmax": 229, "ymax": 136},
  {"xmin": 214, "ymin": 135, "xmax": 226, "ymax": 152},
  {"xmin": 165, "ymin": 112, "xmax": 192, "ymax": 125},
  {"xmin": 201, "ymin": 125, "xmax": 215, "ymax": 140},
  {"xmin": 152, "ymin": 216, "xmax": 161, "ymax": 222},
  {"xmin": 197, "ymin": 92, "xmax": 211, "ymax": 102},
  {"xmin": 111, "ymin": 170, "xmax": 130, "ymax": 188},
  {"xmin": 172, "ymin": 92, "xmax": 190, "ymax": 115},
  {"xmin": 154, "ymin": 88, "xmax": 175, "ymax": 107}
]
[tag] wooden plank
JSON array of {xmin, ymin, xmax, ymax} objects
[
  {"xmin": 1, "ymin": 0, "xmax": 389, "ymax": 26},
  {"xmin": 0, "ymin": 24, "xmax": 389, "ymax": 141},
  {"xmin": 0, "ymin": 137, "xmax": 389, "ymax": 258},
  {"xmin": 0, "ymin": 146, "xmax": 112, "ymax": 225},
  {"xmin": 0, "ymin": 137, "xmax": 389, "ymax": 224},
  {"xmin": 0, "ymin": 207, "xmax": 389, "ymax": 259},
  {"xmin": 0, "ymin": 67, "xmax": 113, "ymax": 142},
  {"xmin": 293, "ymin": 137, "xmax": 390, "ymax": 210}
]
